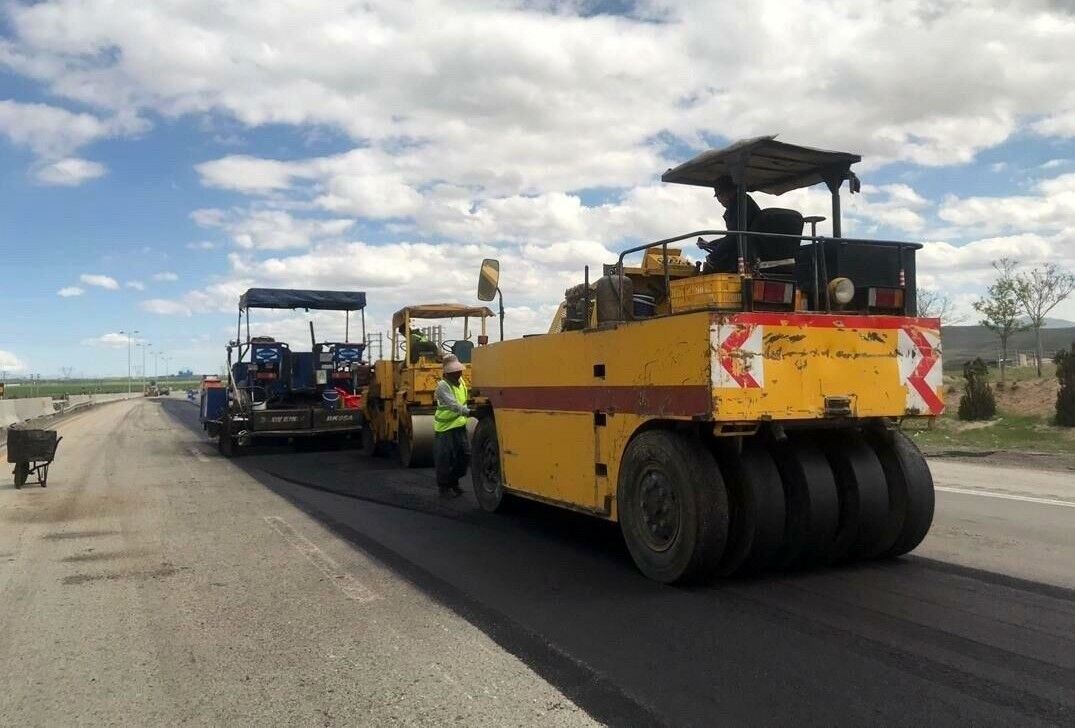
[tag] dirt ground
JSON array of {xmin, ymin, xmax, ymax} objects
[{"xmin": 942, "ymin": 372, "xmax": 1059, "ymax": 417}]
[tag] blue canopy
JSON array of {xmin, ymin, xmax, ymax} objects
[{"xmin": 238, "ymin": 288, "xmax": 367, "ymax": 311}]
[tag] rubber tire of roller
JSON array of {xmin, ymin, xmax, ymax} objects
[
  {"xmin": 771, "ymin": 436, "xmax": 840, "ymax": 570},
  {"xmin": 218, "ymin": 426, "xmax": 238, "ymax": 458},
  {"xmin": 818, "ymin": 430, "xmax": 890, "ymax": 564},
  {"xmin": 716, "ymin": 445, "xmax": 786, "ymax": 576},
  {"xmin": 471, "ymin": 417, "xmax": 510, "ymax": 513},
  {"xmin": 867, "ymin": 429, "xmax": 935, "ymax": 559},
  {"xmin": 360, "ymin": 426, "xmax": 386, "ymax": 457},
  {"xmin": 617, "ymin": 430, "xmax": 728, "ymax": 585},
  {"xmin": 13, "ymin": 461, "xmax": 28, "ymax": 489}
]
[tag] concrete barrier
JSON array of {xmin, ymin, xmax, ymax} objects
[{"xmin": 0, "ymin": 393, "xmax": 141, "ymax": 430}]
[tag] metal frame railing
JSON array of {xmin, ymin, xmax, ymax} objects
[{"xmin": 607, "ymin": 229, "xmax": 923, "ymax": 318}]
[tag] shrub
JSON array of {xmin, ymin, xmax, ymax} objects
[
  {"xmin": 958, "ymin": 358, "xmax": 997, "ymax": 421},
  {"xmin": 1055, "ymin": 344, "xmax": 1075, "ymax": 427}
]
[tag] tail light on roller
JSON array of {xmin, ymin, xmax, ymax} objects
[
  {"xmin": 752, "ymin": 280, "xmax": 795, "ymax": 306},
  {"xmin": 867, "ymin": 287, "xmax": 904, "ymax": 309}
]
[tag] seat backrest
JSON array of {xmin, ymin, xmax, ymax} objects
[
  {"xmin": 451, "ymin": 339, "xmax": 475, "ymax": 364},
  {"xmin": 748, "ymin": 208, "xmax": 804, "ymax": 264}
]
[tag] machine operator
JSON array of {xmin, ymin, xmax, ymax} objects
[
  {"xmin": 698, "ymin": 174, "xmax": 760, "ymax": 273},
  {"xmin": 433, "ymin": 356, "xmax": 470, "ymax": 498},
  {"xmin": 398, "ymin": 324, "xmax": 439, "ymax": 363}
]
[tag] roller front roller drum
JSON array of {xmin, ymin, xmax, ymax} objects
[{"xmin": 399, "ymin": 414, "xmax": 435, "ymax": 469}]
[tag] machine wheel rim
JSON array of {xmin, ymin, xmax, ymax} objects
[
  {"xmin": 636, "ymin": 466, "xmax": 681, "ymax": 552},
  {"xmin": 478, "ymin": 436, "xmax": 501, "ymax": 496}
]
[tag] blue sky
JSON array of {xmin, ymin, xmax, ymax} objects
[{"xmin": 1, "ymin": 0, "xmax": 1074, "ymax": 378}]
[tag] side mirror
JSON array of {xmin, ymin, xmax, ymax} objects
[{"xmin": 477, "ymin": 258, "xmax": 500, "ymax": 302}]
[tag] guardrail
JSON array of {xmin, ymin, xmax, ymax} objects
[{"xmin": 0, "ymin": 393, "xmax": 140, "ymax": 429}]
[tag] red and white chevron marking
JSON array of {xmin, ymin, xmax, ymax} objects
[
  {"xmin": 711, "ymin": 323, "xmax": 764, "ymax": 389},
  {"xmin": 898, "ymin": 326, "xmax": 944, "ymax": 415}
]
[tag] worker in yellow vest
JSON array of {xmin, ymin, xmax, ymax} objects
[{"xmin": 433, "ymin": 356, "xmax": 470, "ymax": 498}]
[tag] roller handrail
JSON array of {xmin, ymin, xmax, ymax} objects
[{"xmin": 614, "ymin": 229, "xmax": 923, "ymax": 316}]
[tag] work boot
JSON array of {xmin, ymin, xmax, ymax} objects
[
  {"xmin": 450, "ymin": 482, "xmax": 464, "ymax": 496},
  {"xmin": 438, "ymin": 486, "xmax": 460, "ymax": 499}
]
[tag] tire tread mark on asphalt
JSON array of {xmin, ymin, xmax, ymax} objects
[
  {"xmin": 824, "ymin": 560, "xmax": 1075, "ymax": 643},
  {"xmin": 779, "ymin": 576, "xmax": 1075, "ymax": 678},
  {"xmin": 726, "ymin": 583, "xmax": 1075, "ymax": 726},
  {"xmin": 908, "ymin": 556, "xmax": 1075, "ymax": 603},
  {"xmin": 253, "ymin": 474, "xmax": 667, "ymax": 728}
]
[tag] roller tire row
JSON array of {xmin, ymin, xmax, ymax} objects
[
  {"xmin": 618, "ymin": 428, "xmax": 935, "ymax": 584},
  {"xmin": 469, "ymin": 418, "xmax": 934, "ymax": 584}
]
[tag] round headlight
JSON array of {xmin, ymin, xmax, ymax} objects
[{"xmin": 829, "ymin": 277, "xmax": 855, "ymax": 305}]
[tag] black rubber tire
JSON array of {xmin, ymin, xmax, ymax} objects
[
  {"xmin": 471, "ymin": 417, "xmax": 510, "ymax": 512},
  {"xmin": 14, "ymin": 461, "xmax": 29, "ymax": 489},
  {"xmin": 771, "ymin": 436, "xmax": 840, "ymax": 569},
  {"xmin": 618, "ymin": 430, "xmax": 728, "ymax": 584},
  {"xmin": 218, "ymin": 426, "xmax": 238, "ymax": 458},
  {"xmin": 716, "ymin": 445, "xmax": 786, "ymax": 576},
  {"xmin": 866, "ymin": 429, "xmax": 935, "ymax": 559},
  {"xmin": 398, "ymin": 425, "xmax": 415, "ymax": 468},
  {"xmin": 818, "ymin": 430, "xmax": 890, "ymax": 563},
  {"xmin": 360, "ymin": 426, "xmax": 386, "ymax": 457}
]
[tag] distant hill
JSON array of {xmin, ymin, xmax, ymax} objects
[{"xmin": 941, "ymin": 325, "xmax": 1075, "ymax": 366}]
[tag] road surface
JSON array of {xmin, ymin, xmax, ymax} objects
[{"xmin": 1, "ymin": 398, "xmax": 1073, "ymax": 727}]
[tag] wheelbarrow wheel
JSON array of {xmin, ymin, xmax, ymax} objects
[{"xmin": 13, "ymin": 461, "xmax": 29, "ymax": 489}]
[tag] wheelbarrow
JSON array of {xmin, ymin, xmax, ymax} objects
[{"xmin": 7, "ymin": 427, "xmax": 62, "ymax": 489}]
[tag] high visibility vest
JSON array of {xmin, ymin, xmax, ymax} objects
[{"xmin": 434, "ymin": 379, "xmax": 468, "ymax": 433}]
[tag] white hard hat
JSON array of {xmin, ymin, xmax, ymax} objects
[{"xmin": 444, "ymin": 359, "xmax": 465, "ymax": 374}]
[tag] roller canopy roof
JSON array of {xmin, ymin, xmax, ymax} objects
[
  {"xmin": 238, "ymin": 288, "xmax": 367, "ymax": 311},
  {"xmin": 392, "ymin": 304, "xmax": 495, "ymax": 329},
  {"xmin": 661, "ymin": 136, "xmax": 861, "ymax": 195}
]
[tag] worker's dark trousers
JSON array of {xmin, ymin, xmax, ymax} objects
[
  {"xmin": 434, "ymin": 426, "xmax": 470, "ymax": 488},
  {"xmin": 703, "ymin": 238, "xmax": 740, "ymax": 273}
]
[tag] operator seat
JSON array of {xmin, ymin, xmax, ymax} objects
[
  {"xmin": 748, "ymin": 208, "xmax": 804, "ymax": 276},
  {"xmin": 451, "ymin": 340, "xmax": 475, "ymax": 364}
]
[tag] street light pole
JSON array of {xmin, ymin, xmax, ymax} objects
[{"xmin": 120, "ymin": 329, "xmax": 138, "ymax": 396}]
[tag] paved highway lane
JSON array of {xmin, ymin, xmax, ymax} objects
[
  {"xmin": 3, "ymin": 398, "xmax": 1074, "ymax": 727},
  {"xmin": 0, "ymin": 399, "xmax": 599, "ymax": 727}
]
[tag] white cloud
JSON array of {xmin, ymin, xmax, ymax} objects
[
  {"xmin": 79, "ymin": 273, "xmax": 119, "ymax": 290},
  {"xmin": 81, "ymin": 332, "xmax": 143, "ymax": 348},
  {"xmin": 33, "ymin": 156, "xmax": 107, "ymax": 185},
  {"xmin": 191, "ymin": 207, "xmax": 354, "ymax": 250},
  {"xmin": 5, "ymin": 0, "xmax": 1075, "ymax": 185},
  {"xmin": 1041, "ymin": 159, "xmax": 1068, "ymax": 169},
  {"xmin": 125, "ymin": 280, "xmax": 145, "ymax": 290},
  {"xmin": 141, "ymin": 298, "xmax": 192, "ymax": 316},
  {"xmin": 56, "ymin": 286, "xmax": 84, "ymax": 297},
  {"xmin": 0, "ymin": 350, "xmax": 27, "ymax": 372},
  {"xmin": 195, "ymin": 155, "xmax": 297, "ymax": 193},
  {"xmin": 939, "ymin": 172, "xmax": 1075, "ymax": 234},
  {"xmin": 0, "ymin": 100, "xmax": 143, "ymax": 184},
  {"xmin": 1033, "ymin": 109, "xmax": 1075, "ymax": 138},
  {"xmin": 152, "ymin": 271, "xmax": 179, "ymax": 282}
]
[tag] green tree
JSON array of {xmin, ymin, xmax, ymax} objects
[
  {"xmin": 972, "ymin": 258, "xmax": 1028, "ymax": 383},
  {"xmin": 1014, "ymin": 263, "xmax": 1075, "ymax": 377},
  {"xmin": 958, "ymin": 358, "xmax": 996, "ymax": 421},
  {"xmin": 1055, "ymin": 344, "xmax": 1075, "ymax": 427}
]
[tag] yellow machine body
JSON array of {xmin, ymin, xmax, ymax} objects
[
  {"xmin": 472, "ymin": 310, "xmax": 943, "ymax": 518},
  {"xmin": 363, "ymin": 303, "xmax": 493, "ymax": 466}
]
